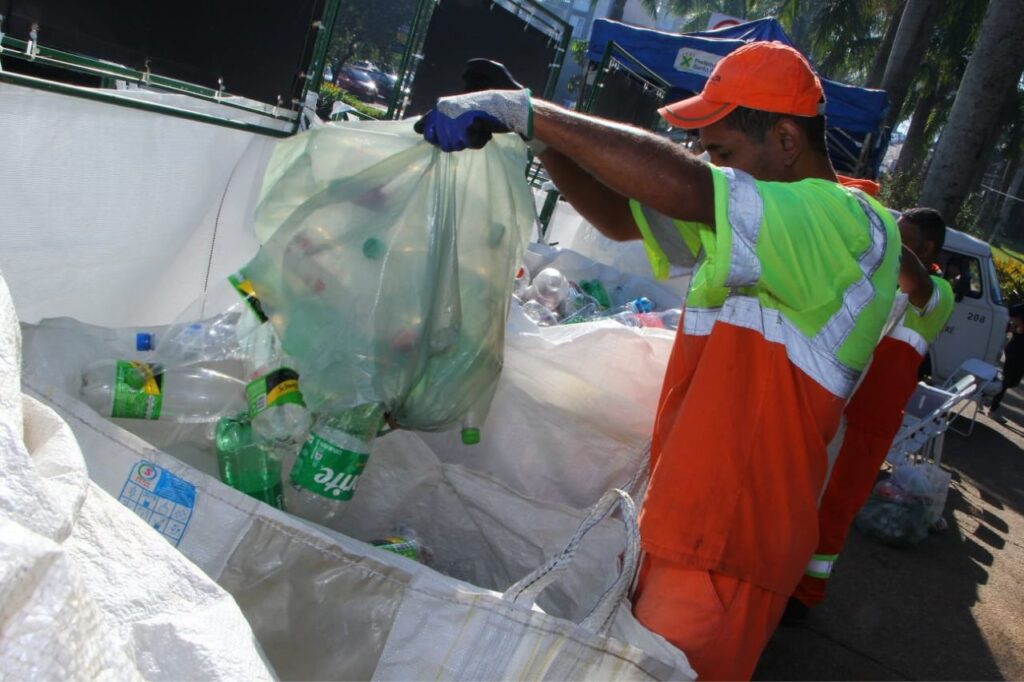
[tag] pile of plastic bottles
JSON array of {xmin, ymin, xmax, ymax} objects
[
  {"xmin": 80, "ymin": 273, "xmax": 410, "ymax": 533},
  {"xmin": 513, "ymin": 265, "xmax": 680, "ymax": 330}
]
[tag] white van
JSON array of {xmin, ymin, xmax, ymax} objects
[{"xmin": 927, "ymin": 228, "xmax": 1010, "ymax": 381}]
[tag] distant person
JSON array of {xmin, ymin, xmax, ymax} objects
[
  {"xmin": 990, "ymin": 304, "xmax": 1024, "ymax": 421},
  {"xmin": 786, "ymin": 207, "xmax": 954, "ymax": 622},
  {"xmin": 944, "ymin": 259, "xmax": 970, "ymax": 301}
]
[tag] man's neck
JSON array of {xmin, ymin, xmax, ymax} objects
[{"xmin": 794, "ymin": 154, "xmax": 838, "ymax": 183}]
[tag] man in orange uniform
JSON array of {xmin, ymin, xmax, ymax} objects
[
  {"xmin": 787, "ymin": 207, "xmax": 954, "ymax": 621},
  {"xmin": 417, "ymin": 42, "xmax": 901, "ymax": 679}
]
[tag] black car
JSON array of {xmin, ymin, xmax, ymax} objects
[{"xmin": 335, "ymin": 66, "xmax": 378, "ymax": 102}]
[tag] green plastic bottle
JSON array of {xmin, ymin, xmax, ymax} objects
[
  {"xmin": 286, "ymin": 402, "xmax": 384, "ymax": 528},
  {"xmin": 215, "ymin": 413, "xmax": 286, "ymax": 510}
]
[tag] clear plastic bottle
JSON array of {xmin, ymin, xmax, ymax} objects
[
  {"xmin": 154, "ymin": 272, "xmax": 312, "ymax": 448},
  {"xmin": 512, "ymin": 265, "xmax": 531, "ymax": 302},
  {"xmin": 524, "ymin": 268, "xmax": 568, "ymax": 311},
  {"xmin": 81, "ymin": 359, "xmax": 246, "ymax": 423},
  {"xmin": 285, "ymin": 403, "xmax": 384, "ymax": 530},
  {"xmin": 559, "ymin": 283, "xmax": 602, "ymax": 324},
  {"xmin": 521, "ymin": 300, "xmax": 560, "ymax": 326}
]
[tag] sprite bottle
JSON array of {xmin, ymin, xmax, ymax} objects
[{"xmin": 285, "ymin": 402, "xmax": 385, "ymax": 530}]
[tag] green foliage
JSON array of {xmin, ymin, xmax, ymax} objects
[
  {"xmin": 318, "ymin": 83, "xmax": 343, "ymax": 111},
  {"xmin": 570, "ymin": 38, "xmax": 590, "ymax": 68},
  {"xmin": 318, "ymin": 83, "xmax": 384, "ymax": 120},
  {"xmin": 879, "ymin": 168, "xmax": 923, "ymax": 212},
  {"xmin": 327, "ymin": 0, "xmax": 416, "ymax": 71},
  {"xmin": 994, "ymin": 254, "xmax": 1024, "ymax": 307}
]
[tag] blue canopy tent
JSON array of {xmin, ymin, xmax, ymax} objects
[{"xmin": 586, "ymin": 18, "xmax": 890, "ymax": 178}]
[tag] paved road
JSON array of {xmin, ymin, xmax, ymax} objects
[{"xmin": 755, "ymin": 386, "xmax": 1024, "ymax": 680}]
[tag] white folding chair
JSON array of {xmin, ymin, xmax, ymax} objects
[
  {"xmin": 886, "ymin": 378, "xmax": 978, "ymax": 467},
  {"xmin": 940, "ymin": 358, "xmax": 1001, "ymax": 437}
]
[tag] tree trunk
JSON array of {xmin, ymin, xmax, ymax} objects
[
  {"xmin": 990, "ymin": 160, "xmax": 1024, "ymax": 242},
  {"xmin": 921, "ymin": 0, "xmax": 1024, "ymax": 224},
  {"xmin": 865, "ymin": 1, "xmax": 906, "ymax": 89},
  {"xmin": 881, "ymin": 0, "xmax": 941, "ymax": 129},
  {"xmin": 892, "ymin": 72, "xmax": 938, "ymax": 176},
  {"xmin": 608, "ymin": 0, "xmax": 628, "ymax": 21}
]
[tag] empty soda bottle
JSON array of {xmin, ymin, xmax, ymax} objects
[
  {"xmin": 285, "ymin": 402, "xmax": 385, "ymax": 530},
  {"xmin": 153, "ymin": 272, "xmax": 312, "ymax": 448},
  {"xmin": 81, "ymin": 359, "xmax": 246, "ymax": 423},
  {"xmin": 215, "ymin": 413, "xmax": 285, "ymax": 510},
  {"xmin": 524, "ymin": 268, "xmax": 568, "ymax": 311}
]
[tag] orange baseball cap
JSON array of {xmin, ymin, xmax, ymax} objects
[{"xmin": 659, "ymin": 41, "xmax": 825, "ymax": 129}]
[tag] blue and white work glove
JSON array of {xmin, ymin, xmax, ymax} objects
[{"xmin": 414, "ymin": 89, "xmax": 532, "ymax": 152}]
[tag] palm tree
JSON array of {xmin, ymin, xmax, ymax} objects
[
  {"xmin": 864, "ymin": 1, "xmax": 905, "ymax": 88},
  {"xmin": 920, "ymin": 0, "xmax": 1024, "ymax": 223},
  {"xmin": 878, "ymin": 0, "xmax": 943, "ymax": 130},
  {"xmin": 890, "ymin": 0, "xmax": 987, "ymax": 179},
  {"xmin": 659, "ymin": 0, "xmax": 901, "ymax": 83}
]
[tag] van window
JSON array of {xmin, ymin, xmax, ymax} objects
[{"xmin": 938, "ymin": 251, "xmax": 983, "ymax": 300}]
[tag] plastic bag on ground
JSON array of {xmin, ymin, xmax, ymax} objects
[
  {"xmin": 855, "ymin": 462, "xmax": 951, "ymax": 546},
  {"xmin": 892, "ymin": 461, "xmax": 952, "ymax": 526}
]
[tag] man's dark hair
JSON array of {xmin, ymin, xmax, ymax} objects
[
  {"xmin": 720, "ymin": 106, "xmax": 828, "ymax": 156},
  {"xmin": 901, "ymin": 207, "xmax": 946, "ymax": 252}
]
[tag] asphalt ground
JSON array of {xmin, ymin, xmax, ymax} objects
[{"xmin": 754, "ymin": 386, "xmax": 1024, "ymax": 680}]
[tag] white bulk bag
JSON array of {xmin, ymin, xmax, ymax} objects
[{"xmin": 20, "ymin": 313, "xmax": 693, "ymax": 681}]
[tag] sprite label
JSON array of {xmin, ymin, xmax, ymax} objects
[
  {"xmin": 245, "ymin": 368, "xmax": 305, "ymax": 418},
  {"xmin": 112, "ymin": 361, "xmax": 163, "ymax": 420},
  {"xmin": 290, "ymin": 432, "xmax": 368, "ymax": 500},
  {"xmin": 372, "ymin": 536, "xmax": 423, "ymax": 562}
]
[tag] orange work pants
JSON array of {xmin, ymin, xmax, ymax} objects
[
  {"xmin": 793, "ymin": 426, "xmax": 895, "ymax": 608},
  {"xmin": 632, "ymin": 554, "xmax": 788, "ymax": 681}
]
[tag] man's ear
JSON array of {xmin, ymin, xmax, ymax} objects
[
  {"xmin": 774, "ymin": 118, "xmax": 804, "ymax": 168},
  {"xmin": 921, "ymin": 239, "xmax": 939, "ymax": 263}
]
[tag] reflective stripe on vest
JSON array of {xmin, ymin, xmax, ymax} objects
[
  {"xmin": 813, "ymin": 193, "xmax": 889, "ymax": 352},
  {"xmin": 805, "ymin": 553, "xmax": 839, "ymax": 580},
  {"xmin": 888, "ymin": 320, "xmax": 929, "ymax": 356},
  {"xmin": 724, "ymin": 170, "xmax": 763, "ymax": 287},
  {"xmin": 903, "ymin": 275, "xmax": 955, "ymax": 344},
  {"xmin": 680, "ymin": 187, "xmax": 892, "ymax": 399},
  {"xmin": 683, "ymin": 296, "xmax": 861, "ymax": 398}
]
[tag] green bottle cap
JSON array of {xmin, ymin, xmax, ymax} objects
[
  {"xmin": 461, "ymin": 427, "xmax": 481, "ymax": 445},
  {"xmin": 362, "ymin": 237, "xmax": 385, "ymax": 260}
]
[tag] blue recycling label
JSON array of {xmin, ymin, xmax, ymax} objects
[{"xmin": 116, "ymin": 460, "xmax": 196, "ymax": 547}]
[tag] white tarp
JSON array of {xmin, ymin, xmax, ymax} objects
[{"xmin": 0, "ymin": 83, "xmax": 271, "ymax": 328}]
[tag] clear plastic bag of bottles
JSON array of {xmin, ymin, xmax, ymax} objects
[
  {"xmin": 854, "ymin": 476, "xmax": 931, "ymax": 546},
  {"xmin": 244, "ymin": 122, "xmax": 533, "ymax": 432}
]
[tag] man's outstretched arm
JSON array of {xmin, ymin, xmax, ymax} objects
[
  {"xmin": 536, "ymin": 147, "xmax": 639, "ymax": 242},
  {"xmin": 532, "ymin": 101, "xmax": 715, "ymax": 228},
  {"xmin": 418, "ymin": 90, "xmax": 716, "ymax": 228}
]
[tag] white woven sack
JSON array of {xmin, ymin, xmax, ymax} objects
[
  {"xmin": 0, "ymin": 273, "xmax": 274, "ymax": 682},
  {"xmin": 373, "ymin": 488, "xmax": 695, "ymax": 681},
  {"xmin": 20, "ymin": 317, "xmax": 692, "ymax": 681}
]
